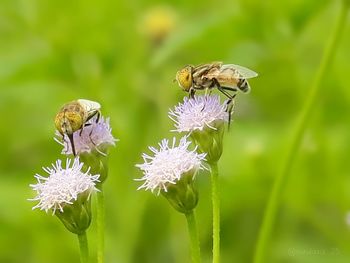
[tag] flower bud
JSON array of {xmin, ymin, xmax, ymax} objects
[
  {"xmin": 161, "ymin": 171, "xmax": 198, "ymax": 214},
  {"xmin": 190, "ymin": 121, "xmax": 225, "ymax": 164},
  {"xmin": 55, "ymin": 190, "xmax": 93, "ymax": 234}
]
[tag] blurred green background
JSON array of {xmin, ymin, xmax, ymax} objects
[{"xmin": 1, "ymin": 0, "xmax": 350, "ymax": 262}]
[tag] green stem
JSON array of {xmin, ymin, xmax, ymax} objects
[
  {"xmin": 210, "ymin": 162, "xmax": 220, "ymax": 263},
  {"xmin": 78, "ymin": 232, "xmax": 89, "ymax": 263},
  {"xmin": 253, "ymin": 2, "xmax": 349, "ymax": 263},
  {"xmin": 185, "ymin": 210, "xmax": 201, "ymax": 263},
  {"xmin": 97, "ymin": 186, "xmax": 105, "ymax": 263}
]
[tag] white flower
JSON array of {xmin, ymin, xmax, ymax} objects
[
  {"xmin": 29, "ymin": 158, "xmax": 100, "ymax": 214},
  {"xmin": 169, "ymin": 95, "xmax": 229, "ymax": 132},
  {"xmin": 55, "ymin": 116, "xmax": 118, "ymax": 156},
  {"xmin": 136, "ymin": 136, "xmax": 206, "ymax": 194}
]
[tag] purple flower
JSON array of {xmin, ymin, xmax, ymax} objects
[
  {"xmin": 136, "ymin": 136, "xmax": 206, "ymax": 194},
  {"xmin": 29, "ymin": 158, "xmax": 100, "ymax": 214},
  {"xmin": 55, "ymin": 116, "xmax": 118, "ymax": 156},
  {"xmin": 169, "ymin": 95, "xmax": 229, "ymax": 132}
]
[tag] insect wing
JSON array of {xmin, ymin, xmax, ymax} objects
[
  {"xmin": 77, "ymin": 99, "xmax": 101, "ymax": 111},
  {"xmin": 221, "ymin": 64, "xmax": 258, "ymax": 79},
  {"xmin": 194, "ymin": 62, "xmax": 222, "ymax": 72},
  {"xmin": 192, "ymin": 62, "xmax": 222, "ymax": 79}
]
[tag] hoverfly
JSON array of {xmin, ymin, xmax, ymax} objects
[
  {"xmin": 55, "ymin": 99, "xmax": 101, "ymax": 156},
  {"xmin": 175, "ymin": 62, "xmax": 258, "ymax": 122}
]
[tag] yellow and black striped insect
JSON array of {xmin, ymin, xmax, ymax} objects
[
  {"xmin": 55, "ymin": 99, "xmax": 101, "ymax": 156},
  {"xmin": 175, "ymin": 61, "xmax": 258, "ymax": 101},
  {"xmin": 175, "ymin": 62, "xmax": 258, "ymax": 124}
]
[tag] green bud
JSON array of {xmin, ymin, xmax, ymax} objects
[
  {"xmin": 161, "ymin": 171, "xmax": 199, "ymax": 214},
  {"xmin": 80, "ymin": 150, "xmax": 109, "ymax": 185},
  {"xmin": 55, "ymin": 191, "xmax": 93, "ymax": 235},
  {"xmin": 190, "ymin": 121, "xmax": 225, "ymax": 165}
]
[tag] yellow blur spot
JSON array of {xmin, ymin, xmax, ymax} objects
[{"xmin": 140, "ymin": 6, "xmax": 177, "ymax": 45}]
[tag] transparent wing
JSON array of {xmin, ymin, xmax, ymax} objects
[{"xmin": 222, "ymin": 64, "xmax": 258, "ymax": 79}]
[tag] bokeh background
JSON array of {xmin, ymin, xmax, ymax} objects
[{"xmin": 1, "ymin": 0, "xmax": 350, "ymax": 262}]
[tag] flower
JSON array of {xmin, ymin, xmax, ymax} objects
[
  {"xmin": 29, "ymin": 158, "xmax": 100, "ymax": 214},
  {"xmin": 169, "ymin": 95, "xmax": 229, "ymax": 132},
  {"xmin": 136, "ymin": 136, "xmax": 206, "ymax": 194},
  {"xmin": 55, "ymin": 116, "xmax": 118, "ymax": 156},
  {"xmin": 169, "ymin": 95, "xmax": 231, "ymax": 164}
]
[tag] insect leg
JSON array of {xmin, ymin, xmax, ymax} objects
[
  {"xmin": 220, "ymin": 86, "xmax": 238, "ymax": 92},
  {"xmin": 211, "ymin": 79, "xmax": 239, "ymax": 129},
  {"xmin": 207, "ymin": 79, "xmax": 236, "ymax": 128},
  {"xmin": 215, "ymin": 84, "xmax": 237, "ymax": 129},
  {"xmin": 80, "ymin": 110, "xmax": 100, "ymax": 136},
  {"xmin": 225, "ymin": 99, "xmax": 235, "ymax": 130},
  {"xmin": 79, "ymin": 123, "xmax": 94, "ymax": 136},
  {"xmin": 218, "ymin": 87, "xmax": 233, "ymax": 100},
  {"xmin": 79, "ymin": 125, "xmax": 84, "ymax": 136},
  {"xmin": 219, "ymin": 93, "xmax": 234, "ymax": 130},
  {"xmin": 210, "ymin": 78, "xmax": 234, "ymax": 106},
  {"xmin": 85, "ymin": 110, "xmax": 100, "ymax": 123},
  {"xmin": 189, "ymin": 88, "xmax": 196, "ymax": 98},
  {"xmin": 211, "ymin": 79, "xmax": 231, "ymax": 97},
  {"xmin": 88, "ymin": 132, "xmax": 107, "ymax": 156},
  {"xmin": 220, "ymin": 87, "xmax": 237, "ymax": 106},
  {"xmin": 95, "ymin": 111, "xmax": 100, "ymax": 123}
]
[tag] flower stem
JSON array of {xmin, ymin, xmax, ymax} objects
[
  {"xmin": 185, "ymin": 210, "xmax": 201, "ymax": 263},
  {"xmin": 78, "ymin": 232, "xmax": 89, "ymax": 263},
  {"xmin": 253, "ymin": 2, "xmax": 349, "ymax": 263},
  {"xmin": 210, "ymin": 162, "xmax": 220, "ymax": 263},
  {"xmin": 97, "ymin": 186, "xmax": 105, "ymax": 263}
]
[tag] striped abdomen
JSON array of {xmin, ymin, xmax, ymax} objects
[{"xmin": 237, "ymin": 78, "xmax": 250, "ymax": 93}]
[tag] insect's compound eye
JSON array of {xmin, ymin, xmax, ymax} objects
[
  {"xmin": 54, "ymin": 112, "xmax": 65, "ymax": 134},
  {"xmin": 176, "ymin": 67, "xmax": 192, "ymax": 92},
  {"xmin": 65, "ymin": 112, "xmax": 83, "ymax": 133}
]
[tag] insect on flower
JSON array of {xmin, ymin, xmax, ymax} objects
[
  {"xmin": 175, "ymin": 62, "xmax": 258, "ymax": 122},
  {"xmin": 55, "ymin": 99, "xmax": 101, "ymax": 156}
]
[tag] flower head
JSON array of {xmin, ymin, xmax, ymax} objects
[
  {"xmin": 55, "ymin": 116, "xmax": 118, "ymax": 156},
  {"xmin": 169, "ymin": 95, "xmax": 229, "ymax": 132},
  {"xmin": 169, "ymin": 95, "xmax": 231, "ymax": 164},
  {"xmin": 136, "ymin": 136, "xmax": 206, "ymax": 194},
  {"xmin": 30, "ymin": 158, "xmax": 100, "ymax": 214}
]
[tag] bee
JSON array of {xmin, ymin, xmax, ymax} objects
[
  {"xmin": 175, "ymin": 62, "xmax": 258, "ymax": 121},
  {"xmin": 55, "ymin": 99, "xmax": 101, "ymax": 156}
]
